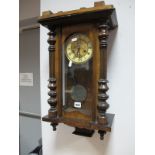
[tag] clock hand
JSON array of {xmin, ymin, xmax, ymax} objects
[{"xmin": 77, "ymin": 48, "xmax": 80, "ymax": 58}]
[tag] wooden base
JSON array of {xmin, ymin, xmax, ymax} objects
[
  {"xmin": 97, "ymin": 115, "xmax": 108, "ymax": 125},
  {"xmin": 48, "ymin": 109, "xmax": 57, "ymax": 118},
  {"xmin": 42, "ymin": 113, "xmax": 114, "ymax": 132}
]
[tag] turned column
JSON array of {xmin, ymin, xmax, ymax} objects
[
  {"xmin": 97, "ymin": 24, "xmax": 109, "ymax": 139},
  {"xmin": 97, "ymin": 24, "xmax": 109, "ymax": 123},
  {"xmin": 47, "ymin": 27, "xmax": 58, "ymax": 130}
]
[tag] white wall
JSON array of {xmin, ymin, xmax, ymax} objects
[{"xmin": 40, "ymin": 0, "xmax": 135, "ymax": 155}]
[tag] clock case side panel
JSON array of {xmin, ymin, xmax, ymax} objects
[
  {"xmin": 61, "ymin": 23, "xmax": 99, "ymax": 125},
  {"xmin": 55, "ymin": 27, "xmax": 63, "ymax": 118}
]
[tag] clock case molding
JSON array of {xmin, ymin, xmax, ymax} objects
[{"xmin": 38, "ymin": 1, "xmax": 118, "ymax": 140}]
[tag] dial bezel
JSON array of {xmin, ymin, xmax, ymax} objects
[{"xmin": 65, "ymin": 33, "xmax": 93, "ymax": 64}]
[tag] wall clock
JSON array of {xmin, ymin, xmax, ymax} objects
[{"xmin": 38, "ymin": 1, "xmax": 118, "ymax": 140}]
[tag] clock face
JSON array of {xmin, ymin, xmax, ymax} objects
[{"xmin": 65, "ymin": 33, "xmax": 93, "ymax": 64}]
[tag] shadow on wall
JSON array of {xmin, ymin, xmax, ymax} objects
[{"xmin": 53, "ymin": 124, "xmax": 113, "ymax": 155}]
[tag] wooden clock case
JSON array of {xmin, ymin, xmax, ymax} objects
[{"xmin": 38, "ymin": 1, "xmax": 118, "ymax": 140}]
